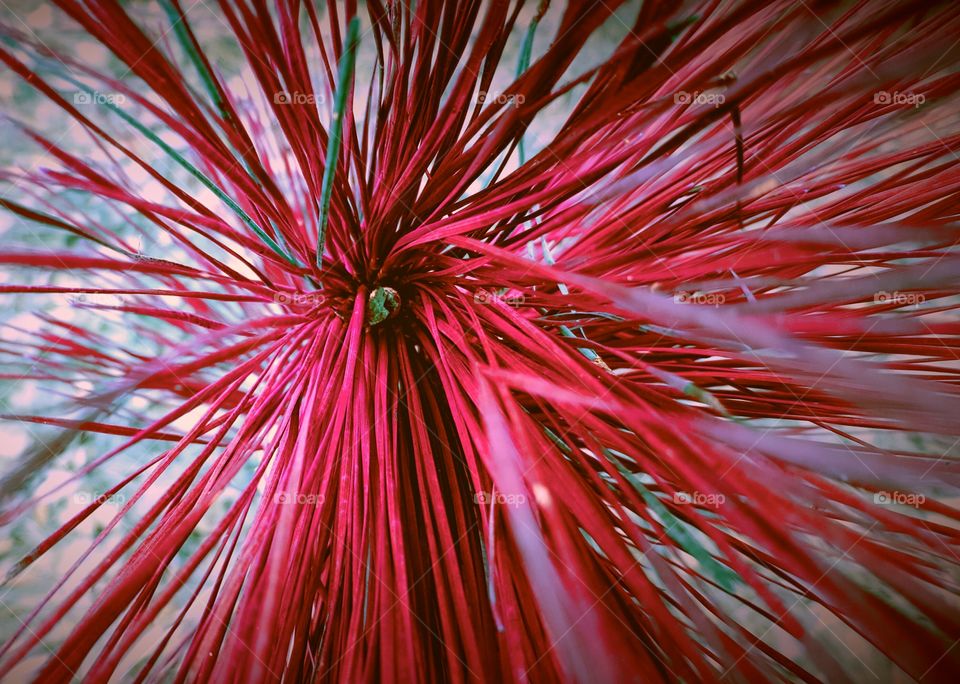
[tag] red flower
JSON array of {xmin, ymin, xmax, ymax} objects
[{"xmin": 1, "ymin": 1, "xmax": 959, "ymax": 681}]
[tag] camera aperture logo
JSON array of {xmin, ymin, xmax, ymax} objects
[
  {"xmin": 68, "ymin": 292, "xmax": 123, "ymax": 307},
  {"xmin": 674, "ymin": 90, "xmax": 725, "ymax": 107},
  {"xmin": 674, "ymin": 290, "xmax": 726, "ymax": 306},
  {"xmin": 476, "ymin": 91, "xmax": 525, "ymax": 106},
  {"xmin": 73, "ymin": 91, "xmax": 126, "ymax": 106},
  {"xmin": 873, "ymin": 491, "xmax": 925, "ymax": 508},
  {"xmin": 74, "ymin": 491, "xmax": 126, "ymax": 506},
  {"xmin": 274, "ymin": 492, "xmax": 325, "ymax": 505},
  {"xmin": 874, "ymin": 291, "xmax": 924, "ymax": 306},
  {"xmin": 673, "ymin": 491, "xmax": 725, "ymax": 508},
  {"xmin": 474, "ymin": 491, "xmax": 526, "ymax": 507},
  {"xmin": 874, "ymin": 90, "xmax": 925, "ymax": 108},
  {"xmin": 274, "ymin": 91, "xmax": 325, "ymax": 105},
  {"xmin": 474, "ymin": 290, "xmax": 525, "ymax": 307},
  {"xmin": 275, "ymin": 292, "xmax": 325, "ymax": 307}
]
